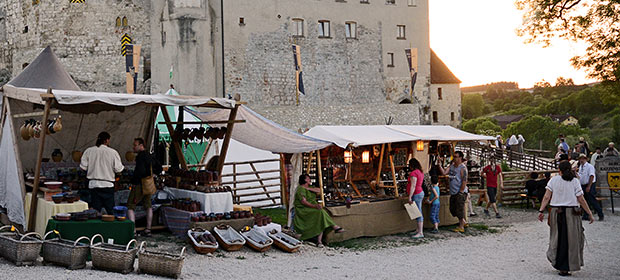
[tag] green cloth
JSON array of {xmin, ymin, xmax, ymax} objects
[
  {"xmin": 293, "ymin": 186, "xmax": 335, "ymax": 240},
  {"xmin": 45, "ymin": 219, "xmax": 135, "ymax": 245}
]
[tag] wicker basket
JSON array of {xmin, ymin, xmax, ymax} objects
[
  {"xmin": 0, "ymin": 226, "xmax": 43, "ymax": 266},
  {"xmin": 268, "ymin": 231, "xmax": 302, "ymax": 253},
  {"xmin": 41, "ymin": 231, "xmax": 90, "ymax": 270},
  {"xmin": 241, "ymin": 228, "xmax": 273, "ymax": 252},
  {"xmin": 187, "ymin": 229, "xmax": 218, "ymax": 254},
  {"xmin": 213, "ymin": 225, "xmax": 245, "ymax": 252},
  {"xmin": 138, "ymin": 242, "xmax": 185, "ymax": 279},
  {"xmin": 90, "ymin": 234, "xmax": 138, "ymax": 274}
]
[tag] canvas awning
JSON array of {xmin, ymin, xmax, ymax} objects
[
  {"xmin": 190, "ymin": 105, "xmax": 331, "ymax": 154},
  {"xmin": 304, "ymin": 125, "xmax": 420, "ymax": 148},
  {"xmin": 304, "ymin": 125, "xmax": 494, "ymax": 148},
  {"xmin": 2, "ymin": 85, "xmax": 235, "ymax": 109},
  {"xmin": 388, "ymin": 125, "xmax": 495, "ymax": 141}
]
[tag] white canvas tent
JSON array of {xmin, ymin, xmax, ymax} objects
[{"xmin": 304, "ymin": 125, "xmax": 494, "ymax": 147}]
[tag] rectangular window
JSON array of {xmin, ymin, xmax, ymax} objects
[
  {"xmin": 293, "ymin": 19, "xmax": 304, "ymax": 37},
  {"xmin": 408, "ymin": 0, "xmax": 417, "ymax": 6},
  {"xmin": 387, "ymin": 52, "xmax": 394, "ymax": 67},
  {"xmin": 345, "ymin": 22, "xmax": 357, "ymax": 39},
  {"xmin": 397, "ymin": 25, "xmax": 406, "ymax": 39},
  {"xmin": 360, "ymin": 0, "xmax": 369, "ymax": 3},
  {"xmin": 451, "ymin": 112, "xmax": 455, "ymax": 121},
  {"xmin": 318, "ymin": 20, "xmax": 330, "ymax": 38},
  {"xmin": 433, "ymin": 111, "xmax": 438, "ymax": 123},
  {"xmin": 438, "ymin": 88, "xmax": 443, "ymax": 100},
  {"xmin": 386, "ymin": 0, "xmax": 395, "ymax": 4}
]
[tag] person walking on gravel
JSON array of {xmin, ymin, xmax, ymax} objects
[
  {"xmin": 438, "ymin": 151, "xmax": 468, "ymax": 233},
  {"xmin": 482, "ymin": 157, "xmax": 503, "ymax": 218},
  {"xmin": 538, "ymin": 161, "xmax": 594, "ymax": 277}
]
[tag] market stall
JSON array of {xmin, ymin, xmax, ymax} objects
[
  {"xmin": 304, "ymin": 125, "xmax": 494, "ymax": 242},
  {"xmin": 0, "ymin": 47, "xmax": 244, "ymax": 240}
]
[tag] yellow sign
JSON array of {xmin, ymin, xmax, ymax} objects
[{"xmin": 608, "ymin": 172, "xmax": 620, "ymax": 189}]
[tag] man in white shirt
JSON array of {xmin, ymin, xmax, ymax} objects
[
  {"xmin": 590, "ymin": 147, "xmax": 602, "ymax": 166},
  {"xmin": 80, "ymin": 132, "xmax": 124, "ymax": 214},
  {"xmin": 577, "ymin": 154, "xmax": 603, "ymax": 221}
]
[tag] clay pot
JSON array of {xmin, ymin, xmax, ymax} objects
[
  {"xmin": 53, "ymin": 116, "xmax": 62, "ymax": 132},
  {"xmin": 125, "ymin": 151, "xmax": 136, "ymax": 162},
  {"xmin": 199, "ymin": 215, "xmax": 206, "ymax": 222},
  {"xmin": 71, "ymin": 151, "xmax": 83, "ymax": 162},
  {"xmin": 51, "ymin": 149, "xmax": 63, "ymax": 162},
  {"xmin": 33, "ymin": 122, "xmax": 42, "ymax": 139},
  {"xmin": 191, "ymin": 215, "xmax": 199, "ymax": 222},
  {"xmin": 232, "ymin": 211, "xmax": 239, "ymax": 219}
]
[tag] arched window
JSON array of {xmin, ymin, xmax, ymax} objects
[
  {"xmin": 122, "ymin": 16, "xmax": 128, "ymax": 27},
  {"xmin": 115, "ymin": 17, "xmax": 121, "ymax": 27}
]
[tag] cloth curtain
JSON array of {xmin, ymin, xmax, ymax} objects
[{"xmin": 0, "ymin": 116, "xmax": 26, "ymax": 227}]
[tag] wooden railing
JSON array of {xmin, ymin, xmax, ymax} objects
[
  {"xmin": 457, "ymin": 142, "xmax": 556, "ymax": 171},
  {"xmin": 220, "ymin": 158, "xmax": 282, "ymax": 208},
  {"xmin": 497, "ymin": 170, "xmax": 558, "ymax": 205}
]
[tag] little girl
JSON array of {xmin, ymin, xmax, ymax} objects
[{"xmin": 426, "ymin": 175, "xmax": 441, "ymax": 233}]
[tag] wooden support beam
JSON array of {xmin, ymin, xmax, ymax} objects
[
  {"xmin": 160, "ymin": 105, "xmax": 188, "ymax": 170},
  {"xmin": 12, "ymin": 110, "xmax": 60, "ymax": 119},
  {"xmin": 232, "ymin": 163, "xmax": 238, "ymax": 203},
  {"xmin": 158, "ymin": 120, "xmax": 246, "ymax": 125},
  {"xmin": 388, "ymin": 143, "xmax": 399, "ymax": 197},
  {"xmin": 374, "ymin": 144, "xmax": 385, "ymax": 192},
  {"xmin": 316, "ymin": 150, "xmax": 325, "ymax": 206},
  {"xmin": 306, "ymin": 151, "xmax": 314, "ymax": 174},
  {"xmin": 221, "ymin": 169, "xmax": 281, "ymax": 177},
  {"xmin": 217, "ymin": 104, "xmax": 240, "ymax": 181},
  {"xmin": 28, "ymin": 93, "xmax": 52, "ymax": 232},
  {"xmin": 279, "ymin": 154, "xmax": 288, "ymax": 209}
]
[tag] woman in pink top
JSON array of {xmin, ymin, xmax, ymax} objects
[{"xmin": 407, "ymin": 158, "xmax": 425, "ymax": 238}]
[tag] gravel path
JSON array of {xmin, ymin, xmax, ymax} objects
[{"xmin": 1, "ymin": 208, "xmax": 618, "ymax": 279}]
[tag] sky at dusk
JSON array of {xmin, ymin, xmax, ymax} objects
[{"xmin": 429, "ymin": 0, "xmax": 597, "ymax": 88}]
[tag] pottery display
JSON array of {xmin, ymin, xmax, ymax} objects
[
  {"xmin": 71, "ymin": 150, "xmax": 83, "ymax": 162},
  {"xmin": 52, "ymin": 116, "xmax": 62, "ymax": 132},
  {"xmin": 51, "ymin": 149, "xmax": 63, "ymax": 162},
  {"xmin": 125, "ymin": 151, "xmax": 136, "ymax": 162}
]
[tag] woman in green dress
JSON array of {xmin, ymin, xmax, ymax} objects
[{"xmin": 294, "ymin": 174, "xmax": 344, "ymax": 247}]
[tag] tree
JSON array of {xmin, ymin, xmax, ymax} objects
[
  {"xmin": 555, "ymin": 76, "xmax": 574, "ymax": 86},
  {"xmin": 516, "ymin": 1, "xmax": 620, "ymax": 83},
  {"xmin": 462, "ymin": 93, "xmax": 486, "ymax": 119},
  {"xmin": 504, "ymin": 115, "xmax": 586, "ymax": 151}
]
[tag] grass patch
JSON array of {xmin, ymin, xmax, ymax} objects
[{"xmin": 253, "ymin": 207, "xmax": 287, "ymax": 225}]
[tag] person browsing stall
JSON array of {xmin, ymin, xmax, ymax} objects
[
  {"xmin": 80, "ymin": 132, "xmax": 124, "ymax": 215},
  {"xmin": 424, "ymin": 175, "xmax": 441, "ymax": 234},
  {"xmin": 577, "ymin": 154, "xmax": 603, "ymax": 221},
  {"xmin": 538, "ymin": 161, "xmax": 594, "ymax": 276},
  {"xmin": 407, "ymin": 158, "xmax": 425, "ymax": 239},
  {"xmin": 293, "ymin": 174, "xmax": 344, "ymax": 247},
  {"xmin": 127, "ymin": 138, "xmax": 163, "ymax": 237},
  {"xmin": 437, "ymin": 151, "xmax": 468, "ymax": 233},
  {"xmin": 482, "ymin": 157, "xmax": 503, "ymax": 218}
]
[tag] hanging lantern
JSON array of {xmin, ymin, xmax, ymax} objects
[
  {"xmin": 417, "ymin": 140, "xmax": 424, "ymax": 151},
  {"xmin": 344, "ymin": 150, "xmax": 353, "ymax": 163},
  {"xmin": 362, "ymin": 150, "xmax": 370, "ymax": 163}
]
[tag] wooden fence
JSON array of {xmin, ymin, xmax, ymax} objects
[
  {"xmin": 457, "ymin": 142, "xmax": 556, "ymax": 171},
  {"xmin": 497, "ymin": 170, "xmax": 558, "ymax": 205},
  {"xmin": 220, "ymin": 158, "xmax": 282, "ymax": 208}
]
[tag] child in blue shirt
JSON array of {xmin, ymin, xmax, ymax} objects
[{"xmin": 425, "ymin": 175, "xmax": 440, "ymax": 233}]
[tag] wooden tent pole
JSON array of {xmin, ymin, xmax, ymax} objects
[
  {"xmin": 160, "ymin": 105, "xmax": 188, "ymax": 170},
  {"xmin": 217, "ymin": 103, "xmax": 240, "ymax": 181},
  {"xmin": 375, "ymin": 144, "xmax": 385, "ymax": 185},
  {"xmin": 316, "ymin": 150, "xmax": 325, "ymax": 206},
  {"xmin": 306, "ymin": 151, "xmax": 313, "ymax": 174},
  {"xmin": 28, "ymin": 92, "xmax": 52, "ymax": 232},
  {"xmin": 279, "ymin": 154, "xmax": 287, "ymax": 208},
  {"xmin": 388, "ymin": 143, "xmax": 399, "ymax": 197}
]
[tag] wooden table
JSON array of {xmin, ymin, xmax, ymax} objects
[{"xmin": 24, "ymin": 193, "xmax": 88, "ymax": 236}]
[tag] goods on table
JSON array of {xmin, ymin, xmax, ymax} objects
[
  {"xmin": 193, "ymin": 210, "xmax": 252, "ymax": 222},
  {"xmin": 44, "ymin": 181, "xmax": 62, "ymax": 189},
  {"xmin": 164, "ymin": 168, "xmax": 220, "ymax": 191},
  {"xmin": 51, "ymin": 191, "xmax": 81, "ymax": 204},
  {"xmin": 240, "ymin": 226, "xmax": 273, "ymax": 252},
  {"xmin": 90, "ymin": 234, "xmax": 138, "ymax": 274},
  {"xmin": 69, "ymin": 211, "xmax": 88, "ymax": 221},
  {"xmin": 171, "ymin": 198, "xmax": 202, "ymax": 212},
  {"xmin": 102, "ymin": 215, "xmax": 115, "ymax": 222},
  {"xmin": 187, "ymin": 228, "xmax": 218, "ymax": 254},
  {"xmin": 138, "ymin": 242, "xmax": 185, "ymax": 279},
  {"xmin": 41, "ymin": 231, "xmax": 90, "ymax": 270},
  {"xmin": 268, "ymin": 230, "xmax": 302, "ymax": 253},
  {"xmin": 0, "ymin": 226, "xmax": 43, "ymax": 266},
  {"xmin": 53, "ymin": 213, "xmax": 71, "ymax": 221},
  {"xmin": 113, "ymin": 206, "xmax": 128, "ymax": 219},
  {"xmin": 212, "ymin": 224, "xmax": 245, "ymax": 252},
  {"xmin": 253, "ymin": 213, "xmax": 272, "ymax": 227}
]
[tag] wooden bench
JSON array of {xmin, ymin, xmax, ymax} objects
[{"xmin": 519, "ymin": 193, "xmax": 538, "ymax": 209}]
